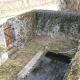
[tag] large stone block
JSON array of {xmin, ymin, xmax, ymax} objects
[
  {"xmin": 0, "ymin": 27, "xmax": 6, "ymax": 48},
  {"xmin": 0, "ymin": 51, "xmax": 8, "ymax": 66}
]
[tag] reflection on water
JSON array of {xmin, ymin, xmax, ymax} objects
[{"xmin": 26, "ymin": 52, "xmax": 71, "ymax": 80}]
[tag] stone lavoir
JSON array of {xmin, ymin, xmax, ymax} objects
[
  {"xmin": 25, "ymin": 52, "xmax": 71, "ymax": 80},
  {"xmin": 0, "ymin": 10, "xmax": 80, "ymax": 80}
]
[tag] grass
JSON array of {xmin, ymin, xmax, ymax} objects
[
  {"xmin": 0, "ymin": 1, "xmax": 54, "ymax": 20},
  {"xmin": 0, "ymin": 39, "xmax": 41, "ymax": 80},
  {"xmin": 0, "ymin": 59, "xmax": 21, "ymax": 80},
  {"xmin": 0, "ymin": 45, "xmax": 7, "ymax": 51},
  {"xmin": 25, "ymin": 40, "xmax": 40, "ymax": 53}
]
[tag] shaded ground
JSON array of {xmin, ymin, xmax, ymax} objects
[
  {"xmin": 35, "ymin": 35, "xmax": 78, "ymax": 53},
  {"xmin": 0, "ymin": 35, "xmax": 78, "ymax": 80}
]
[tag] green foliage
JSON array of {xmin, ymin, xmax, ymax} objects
[
  {"xmin": 78, "ymin": 40, "xmax": 80, "ymax": 43},
  {"xmin": 0, "ymin": 45, "xmax": 7, "ymax": 51}
]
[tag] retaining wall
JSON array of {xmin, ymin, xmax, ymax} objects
[
  {"xmin": 0, "ymin": 10, "xmax": 80, "ymax": 65},
  {"xmin": 0, "ymin": 11, "xmax": 36, "ymax": 47},
  {"xmin": 63, "ymin": 51, "xmax": 80, "ymax": 80},
  {"xmin": 35, "ymin": 10, "xmax": 80, "ymax": 40},
  {"xmin": 0, "ymin": 11, "xmax": 36, "ymax": 65},
  {"xmin": 1, "ymin": 10, "xmax": 80, "ymax": 48}
]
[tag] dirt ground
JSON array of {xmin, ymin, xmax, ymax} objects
[
  {"xmin": 0, "ymin": 39, "xmax": 41, "ymax": 80},
  {"xmin": 35, "ymin": 35, "xmax": 78, "ymax": 52}
]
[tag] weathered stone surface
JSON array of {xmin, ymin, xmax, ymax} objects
[
  {"xmin": 0, "ymin": 11, "xmax": 37, "ymax": 65},
  {"xmin": 0, "ymin": 3, "xmax": 80, "ymax": 79},
  {"xmin": 35, "ymin": 10, "xmax": 79, "ymax": 56},
  {"xmin": 8, "ymin": 11, "xmax": 36, "ymax": 47},
  {"xmin": 8, "ymin": 46, "xmax": 18, "ymax": 55},
  {"xmin": 35, "ymin": 10, "xmax": 80, "ymax": 41},
  {"xmin": 0, "ymin": 10, "xmax": 80, "ymax": 49},
  {"xmin": 63, "ymin": 51, "xmax": 80, "ymax": 80},
  {"xmin": 0, "ymin": 27, "xmax": 6, "ymax": 47}
]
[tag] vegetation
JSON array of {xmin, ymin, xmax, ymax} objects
[
  {"xmin": 0, "ymin": 1, "xmax": 29, "ymax": 19},
  {"xmin": 0, "ymin": 45, "xmax": 7, "ymax": 51},
  {"xmin": 0, "ymin": 0, "xmax": 53, "ymax": 19},
  {"xmin": 0, "ymin": 0, "xmax": 80, "ymax": 19},
  {"xmin": 0, "ymin": 39, "xmax": 41, "ymax": 80}
]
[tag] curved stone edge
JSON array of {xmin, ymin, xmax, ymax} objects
[
  {"xmin": 47, "ymin": 45, "xmax": 77, "ymax": 58},
  {"xmin": 63, "ymin": 51, "xmax": 80, "ymax": 80},
  {"xmin": 15, "ymin": 47, "xmax": 48, "ymax": 80}
]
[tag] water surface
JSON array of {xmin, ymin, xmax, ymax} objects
[{"xmin": 26, "ymin": 52, "xmax": 71, "ymax": 80}]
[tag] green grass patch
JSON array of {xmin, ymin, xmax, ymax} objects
[
  {"xmin": 0, "ymin": 45, "xmax": 7, "ymax": 51},
  {"xmin": 0, "ymin": 1, "xmax": 53, "ymax": 20}
]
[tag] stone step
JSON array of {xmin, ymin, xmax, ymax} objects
[{"xmin": 7, "ymin": 46, "xmax": 18, "ymax": 56}]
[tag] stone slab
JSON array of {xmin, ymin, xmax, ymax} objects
[
  {"xmin": 0, "ymin": 51, "xmax": 8, "ymax": 66},
  {"xmin": 16, "ymin": 49, "xmax": 47, "ymax": 80}
]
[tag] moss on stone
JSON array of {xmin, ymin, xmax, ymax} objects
[
  {"xmin": 63, "ymin": 51, "xmax": 80, "ymax": 80},
  {"xmin": 18, "ymin": 11, "xmax": 35, "ymax": 21},
  {"xmin": 0, "ymin": 45, "xmax": 7, "ymax": 51}
]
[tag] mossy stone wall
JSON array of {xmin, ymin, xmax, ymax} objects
[
  {"xmin": 1, "ymin": 10, "xmax": 80, "ymax": 47},
  {"xmin": 35, "ymin": 10, "xmax": 80, "ymax": 40},
  {"xmin": 8, "ymin": 11, "xmax": 36, "ymax": 47},
  {"xmin": 63, "ymin": 51, "xmax": 80, "ymax": 80}
]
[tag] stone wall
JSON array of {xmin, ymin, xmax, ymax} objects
[
  {"xmin": 8, "ymin": 11, "xmax": 36, "ymax": 47},
  {"xmin": 35, "ymin": 10, "xmax": 80, "ymax": 41},
  {"xmin": 63, "ymin": 51, "xmax": 80, "ymax": 80},
  {"xmin": 1, "ymin": 10, "xmax": 80, "ymax": 48},
  {"xmin": 0, "ymin": 11, "xmax": 36, "ymax": 47},
  {"xmin": 1, "ymin": 10, "xmax": 80, "ymax": 47},
  {"xmin": 0, "ymin": 27, "xmax": 6, "ymax": 47},
  {"xmin": 0, "ymin": 11, "xmax": 36, "ymax": 66}
]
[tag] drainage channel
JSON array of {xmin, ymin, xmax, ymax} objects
[{"xmin": 25, "ymin": 52, "xmax": 71, "ymax": 80}]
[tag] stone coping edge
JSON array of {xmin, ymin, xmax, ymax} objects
[{"xmin": 16, "ymin": 47, "xmax": 47, "ymax": 80}]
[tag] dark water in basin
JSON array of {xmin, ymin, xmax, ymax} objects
[{"xmin": 26, "ymin": 52, "xmax": 71, "ymax": 80}]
